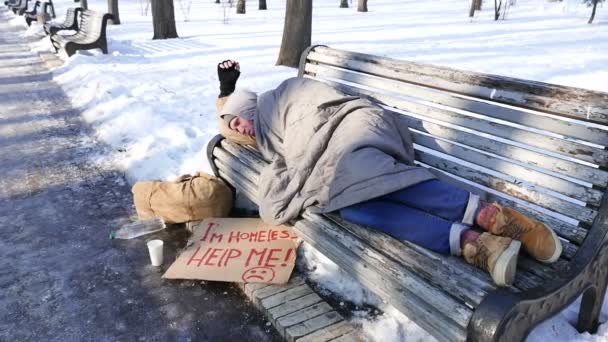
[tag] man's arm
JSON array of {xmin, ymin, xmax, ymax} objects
[
  {"xmin": 218, "ymin": 60, "xmax": 240, "ymax": 98},
  {"xmin": 215, "ymin": 60, "xmax": 256, "ymax": 146}
]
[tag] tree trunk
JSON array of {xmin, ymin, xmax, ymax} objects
[
  {"xmin": 80, "ymin": 0, "xmax": 88, "ymax": 10},
  {"xmin": 588, "ymin": 0, "xmax": 598, "ymax": 23},
  {"xmin": 151, "ymin": 0, "xmax": 178, "ymax": 39},
  {"xmin": 108, "ymin": 0, "xmax": 120, "ymax": 24},
  {"xmin": 236, "ymin": 0, "xmax": 245, "ymax": 13},
  {"xmin": 469, "ymin": 0, "xmax": 481, "ymax": 16},
  {"xmin": 215, "ymin": 0, "xmax": 220, "ymax": 3},
  {"xmin": 259, "ymin": 0, "xmax": 266, "ymax": 10},
  {"xmin": 340, "ymin": 0, "xmax": 348, "ymax": 8},
  {"xmin": 357, "ymin": 0, "xmax": 367, "ymax": 11},
  {"xmin": 494, "ymin": 0, "xmax": 501, "ymax": 20},
  {"xmin": 276, "ymin": 0, "xmax": 312, "ymax": 68}
]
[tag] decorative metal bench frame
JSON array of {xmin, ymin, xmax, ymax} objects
[
  {"xmin": 50, "ymin": 9, "xmax": 113, "ymax": 57},
  {"xmin": 10, "ymin": 0, "xmax": 29, "ymax": 15},
  {"xmin": 24, "ymin": 0, "xmax": 54, "ymax": 26},
  {"xmin": 44, "ymin": 7, "xmax": 81, "ymax": 36},
  {"xmin": 207, "ymin": 45, "xmax": 608, "ymax": 342}
]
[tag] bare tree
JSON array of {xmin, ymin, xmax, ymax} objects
[
  {"xmin": 151, "ymin": 0, "xmax": 178, "ymax": 39},
  {"xmin": 469, "ymin": 0, "xmax": 481, "ymax": 17},
  {"xmin": 494, "ymin": 0, "xmax": 502, "ymax": 20},
  {"xmin": 357, "ymin": 0, "xmax": 367, "ymax": 11},
  {"xmin": 108, "ymin": 0, "xmax": 120, "ymax": 24},
  {"xmin": 215, "ymin": 0, "xmax": 219, "ymax": 3},
  {"xmin": 586, "ymin": 0, "xmax": 604, "ymax": 23},
  {"xmin": 236, "ymin": 0, "xmax": 245, "ymax": 13},
  {"xmin": 277, "ymin": 0, "xmax": 312, "ymax": 67},
  {"xmin": 259, "ymin": 0, "xmax": 266, "ymax": 10},
  {"xmin": 340, "ymin": 0, "xmax": 348, "ymax": 7}
]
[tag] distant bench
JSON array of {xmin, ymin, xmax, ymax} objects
[
  {"xmin": 24, "ymin": 0, "xmax": 55, "ymax": 26},
  {"xmin": 9, "ymin": 0, "xmax": 29, "ymax": 15},
  {"xmin": 50, "ymin": 9, "xmax": 112, "ymax": 57},
  {"xmin": 44, "ymin": 7, "xmax": 81, "ymax": 35},
  {"xmin": 207, "ymin": 45, "xmax": 608, "ymax": 341}
]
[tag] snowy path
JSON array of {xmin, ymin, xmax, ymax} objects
[{"xmin": 0, "ymin": 7, "xmax": 281, "ymax": 341}]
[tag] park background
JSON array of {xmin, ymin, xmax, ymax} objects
[{"xmin": 9, "ymin": 0, "xmax": 608, "ymax": 340}]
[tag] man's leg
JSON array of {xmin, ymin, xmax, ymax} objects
[
  {"xmin": 384, "ymin": 180, "xmax": 562, "ymax": 263},
  {"xmin": 383, "ymin": 179, "xmax": 480, "ymax": 225},
  {"xmin": 476, "ymin": 203, "xmax": 562, "ymax": 263},
  {"xmin": 340, "ymin": 199, "xmax": 458, "ymax": 254},
  {"xmin": 339, "ymin": 200, "xmax": 520, "ymax": 286}
]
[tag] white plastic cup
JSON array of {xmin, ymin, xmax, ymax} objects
[{"xmin": 147, "ymin": 240, "xmax": 164, "ymax": 266}]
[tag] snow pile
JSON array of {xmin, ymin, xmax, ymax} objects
[{"xmin": 14, "ymin": 0, "xmax": 608, "ymax": 339}]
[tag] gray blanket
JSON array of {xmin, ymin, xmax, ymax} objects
[{"xmin": 255, "ymin": 77, "xmax": 436, "ymax": 225}]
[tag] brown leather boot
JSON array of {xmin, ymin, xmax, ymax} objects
[
  {"xmin": 476, "ymin": 203, "xmax": 562, "ymax": 263},
  {"xmin": 462, "ymin": 232, "xmax": 521, "ymax": 286}
]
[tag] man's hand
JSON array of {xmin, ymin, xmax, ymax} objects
[{"xmin": 218, "ymin": 60, "xmax": 240, "ymax": 97}]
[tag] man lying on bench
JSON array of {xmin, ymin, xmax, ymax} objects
[{"xmin": 214, "ymin": 60, "xmax": 562, "ymax": 287}]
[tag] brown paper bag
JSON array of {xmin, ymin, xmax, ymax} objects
[{"xmin": 132, "ymin": 172, "xmax": 233, "ymax": 224}]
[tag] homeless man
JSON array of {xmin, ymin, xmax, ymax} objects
[{"xmin": 214, "ymin": 60, "xmax": 562, "ymax": 287}]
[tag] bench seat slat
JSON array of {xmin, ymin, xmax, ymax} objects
[
  {"xmin": 517, "ymin": 257, "xmax": 569, "ymax": 281},
  {"xmin": 512, "ymin": 270, "xmax": 548, "ymax": 291},
  {"xmin": 306, "ymin": 47, "xmax": 608, "ymax": 125},
  {"xmin": 311, "ymin": 76, "xmax": 608, "ymax": 167},
  {"xmin": 416, "ymin": 150, "xmax": 597, "ymax": 224},
  {"xmin": 215, "ymin": 157, "xmax": 471, "ymax": 342}
]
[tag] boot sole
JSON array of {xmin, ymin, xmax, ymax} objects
[
  {"xmin": 492, "ymin": 240, "xmax": 521, "ymax": 287},
  {"xmin": 536, "ymin": 227, "xmax": 563, "ymax": 264}
]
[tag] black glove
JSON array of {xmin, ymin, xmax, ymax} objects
[{"xmin": 218, "ymin": 60, "xmax": 240, "ymax": 97}]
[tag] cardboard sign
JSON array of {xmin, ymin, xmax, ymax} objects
[{"xmin": 163, "ymin": 218, "xmax": 299, "ymax": 284}]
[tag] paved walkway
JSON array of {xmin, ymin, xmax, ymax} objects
[{"xmin": 0, "ymin": 8, "xmax": 281, "ymax": 341}]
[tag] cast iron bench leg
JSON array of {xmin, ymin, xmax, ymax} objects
[{"xmin": 577, "ymin": 278, "xmax": 608, "ymax": 333}]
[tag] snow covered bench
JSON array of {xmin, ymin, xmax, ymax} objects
[
  {"xmin": 207, "ymin": 45, "xmax": 608, "ymax": 341},
  {"xmin": 4, "ymin": 0, "xmax": 18, "ymax": 7},
  {"xmin": 24, "ymin": 0, "xmax": 54, "ymax": 26},
  {"xmin": 44, "ymin": 7, "xmax": 81, "ymax": 36},
  {"xmin": 50, "ymin": 10, "xmax": 112, "ymax": 57},
  {"xmin": 10, "ymin": 0, "xmax": 29, "ymax": 15}
]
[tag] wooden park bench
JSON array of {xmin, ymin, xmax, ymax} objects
[
  {"xmin": 10, "ymin": 0, "xmax": 29, "ymax": 15},
  {"xmin": 207, "ymin": 45, "xmax": 608, "ymax": 341},
  {"xmin": 24, "ymin": 0, "xmax": 55, "ymax": 26},
  {"xmin": 44, "ymin": 7, "xmax": 80, "ymax": 35},
  {"xmin": 50, "ymin": 10, "xmax": 113, "ymax": 57}
]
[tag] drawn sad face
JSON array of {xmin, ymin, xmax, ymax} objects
[{"xmin": 241, "ymin": 267, "xmax": 275, "ymax": 283}]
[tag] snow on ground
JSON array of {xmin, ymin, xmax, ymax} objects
[{"xmin": 7, "ymin": 0, "xmax": 608, "ymax": 340}]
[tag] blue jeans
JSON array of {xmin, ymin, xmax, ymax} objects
[{"xmin": 339, "ymin": 179, "xmax": 474, "ymax": 254}]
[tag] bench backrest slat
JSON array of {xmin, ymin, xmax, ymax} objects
[
  {"xmin": 417, "ymin": 149, "xmax": 596, "ymax": 223},
  {"xmin": 77, "ymin": 10, "xmax": 111, "ymax": 40},
  {"xmin": 300, "ymin": 46, "xmax": 608, "ymax": 253},
  {"xmin": 63, "ymin": 8, "xmax": 80, "ymax": 27},
  {"xmin": 307, "ymin": 47, "xmax": 608, "ymax": 125},
  {"xmin": 321, "ymin": 79, "xmax": 608, "ymax": 186},
  {"xmin": 306, "ymin": 57, "xmax": 608, "ymax": 147}
]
